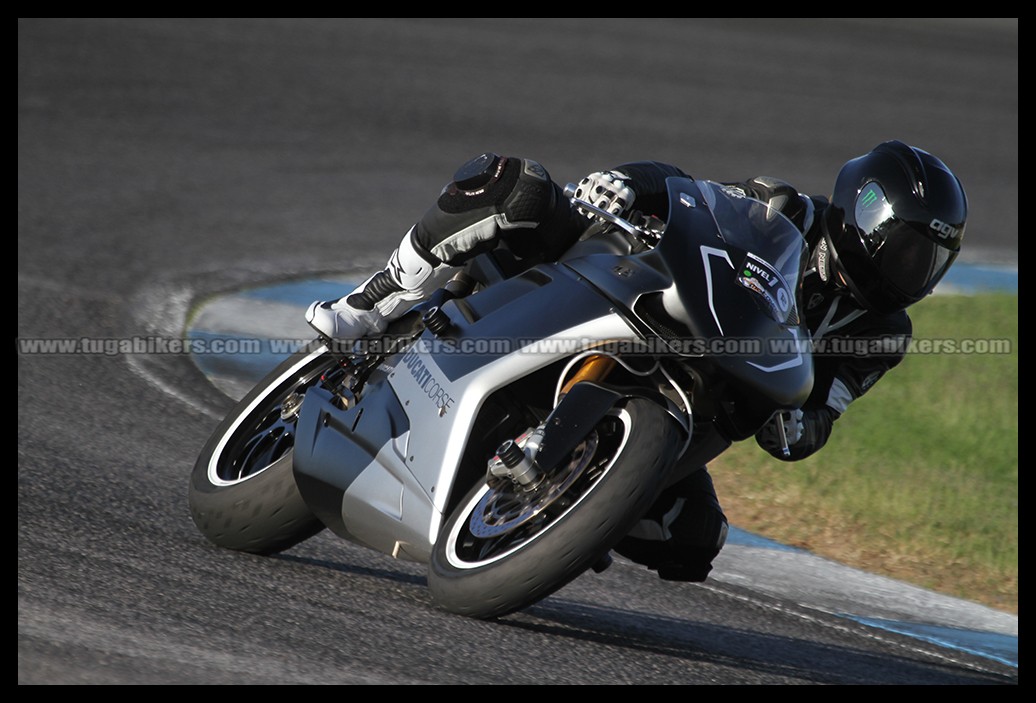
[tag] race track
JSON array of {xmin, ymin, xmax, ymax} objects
[{"xmin": 18, "ymin": 19, "xmax": 1017, "ymax": 685}]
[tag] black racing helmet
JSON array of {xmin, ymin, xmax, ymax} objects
[{"xmin": 822, "ymin": 140, "xmax": 967, "ymax": 314}]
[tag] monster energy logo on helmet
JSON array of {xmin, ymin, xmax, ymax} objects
[{"xmin": 854, "ymin": 182, "xmax": 894, "ymax": 237}]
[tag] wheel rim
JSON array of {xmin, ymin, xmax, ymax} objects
[
  {"xmin": 207, "ymin": 347, "xmax": 335, "ymax": 486},
  {"xmin": 218, "ymin": 406, "xmax": 298, "ymax": 483},
  {"xmin": 443, "ymin": 408, "xmax": 632, "ymax": 569}
]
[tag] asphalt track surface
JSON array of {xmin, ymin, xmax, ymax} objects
[{"xmin": 18, "ymin": 19, "xmax": 1017, "ymax": 685}]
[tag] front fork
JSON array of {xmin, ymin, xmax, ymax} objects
[
  {"xmin": 559, "ymin": 354, "xmax": 617, "ymax": 398},
  {"xmin": 487, "ymin": 354, "xmax": 619, "ymax": 488}
]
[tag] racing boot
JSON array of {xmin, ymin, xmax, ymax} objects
[{"xmin": 305, "ymin": 226, "xmax": 461, "ymax": 341}]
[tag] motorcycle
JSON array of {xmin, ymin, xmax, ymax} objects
[{"xmin": 188, "ymin": 176, "xmax": 813, "ymax": 619}]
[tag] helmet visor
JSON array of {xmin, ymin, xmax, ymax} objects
[{"xmin": 849, "ymin": 182, "xmax": 957, "ymax": 307}]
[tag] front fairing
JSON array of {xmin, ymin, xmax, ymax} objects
[
  {"xmin": 658, "ymin": 180, "xmax": 807, "ymax": 335},
  {"xmin": 562, "ymin": 177, "xmax": 813, "ymax": 438},
  {"xmin": 654, "ymin": 178, "xmax": 813, "ymax": 434}
]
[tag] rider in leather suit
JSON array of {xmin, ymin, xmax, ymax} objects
[{"xmin": 305, "ymin": 142, "xmax": 968, "ymax": 583}]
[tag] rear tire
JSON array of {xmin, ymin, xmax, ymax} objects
[
  {"xmin": 428, "ymin": 398, "xmax": 682, "ymax": 619},
  {"xmin": 188, "ymin": 342, "xmax": 333, "ymax": 554}
]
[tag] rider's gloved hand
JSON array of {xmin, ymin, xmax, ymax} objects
[
  {"xmin": 573, "ymin": 170, "xmax": 636, "ymax": 220},
  {"xmin": 755, "ymin": 409, "xmax": 804, "ymax": 455}
]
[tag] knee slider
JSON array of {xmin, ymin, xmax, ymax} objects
[
  {"xmin": 435, "ymin": 155, "xmax": 554, "ymax": 224},
  {"xmin": 451, "ymin": 152, "xmax": 506, "ymax": 192},
  {"xmin": 437, "ymin": 154, "xmax": 522, "ymax": 214}
]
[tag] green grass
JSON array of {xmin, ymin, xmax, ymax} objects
[{"xmin": 712, "ymin": 293, "xmax": 1018, "ymax": 613}]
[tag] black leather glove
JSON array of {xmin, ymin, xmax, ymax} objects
[
  {"xmin": 573, "ymin": 170, "xmax": 636, "ymax": 221},
  {"xmin": 756, "ymin": 406, "xmax": 839, "ymax": 461},
  {"xmin": 756, "ymin": 410, "xmax": 804, "ymax": 457}
]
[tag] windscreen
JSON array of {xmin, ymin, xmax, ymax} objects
[{"xmin": 658, "ymin": 179, "xmax": 809, "ymax": 331}]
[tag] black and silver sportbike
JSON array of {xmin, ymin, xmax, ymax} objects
[{"xmin": 189, "ymin": 176, "xmax": 814, "ymax": 619}]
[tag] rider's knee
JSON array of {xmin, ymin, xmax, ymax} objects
[{"xmin": 414, "ymin": 153, "xmax": 570, "ymax": 265}]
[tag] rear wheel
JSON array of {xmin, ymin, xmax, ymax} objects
[
  {"xmin": 428, "ymin": 398, "xmax": 682, "ymax": 619},
  {"xmin": 188, "ymin": 341, "xmax": 337, "ymax": 554}
]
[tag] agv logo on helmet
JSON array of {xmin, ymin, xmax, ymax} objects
[{"xmin": 929, "ymin": 218, "xmax": 962, "ymax": 240}]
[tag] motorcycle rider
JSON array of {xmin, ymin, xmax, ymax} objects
[{"xmin": 305, "ymin": 142, "xmax": 968, "ymax": 583}]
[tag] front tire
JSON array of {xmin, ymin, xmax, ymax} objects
[
  {"xmin": 188, "ymin": 341, "xmax": 334, "ymax": 555},
  {"xmin": 428, "ymin": 398, "xmax": 682, "ymax": 619}
]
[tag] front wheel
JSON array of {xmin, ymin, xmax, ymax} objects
[
  {"xmin": 188, "ymin": 341, "xmax": 335, "ymax": 555},
  {"xmin": 428, "ymin": 398, "xmax": 683, "ymax": 619}
]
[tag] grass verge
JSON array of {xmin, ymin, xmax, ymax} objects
[{"xmin": 711, "ymin": 292, "xmax": 1018, "ymax": 614}]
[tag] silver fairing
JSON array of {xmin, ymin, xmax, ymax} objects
[
  {"xmin": 291, "ymin": 264, "xmax": 643, "ymax": 563},
  {"xmin": 367, "ymin": 312, "xmax": 639, "ymax": 561}
]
